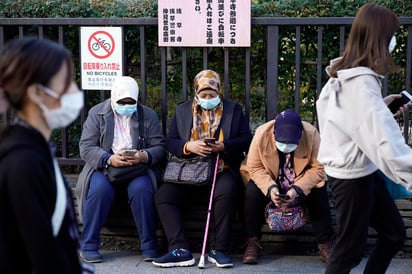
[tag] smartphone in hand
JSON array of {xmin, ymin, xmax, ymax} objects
[
  {"xmin": 203, "ymin": 137, "xmax": 216, "ymax": 145},
  {"xmin": 275, "ymin": 193, "xmax": 290, "ymax": 200},
  {"xmin": 388, "ymin": 90, "xmax": 412, "ymax": 114},
  {"xmin": 123, "ymin": 149, "xmax": 137, "ymax": 156}
]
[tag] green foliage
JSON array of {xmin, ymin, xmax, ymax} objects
[
  {"xmin": 251, "ymin": 0, "xmax": 412, "ymax": 17},
  {"xmin": 1, "ymin": 0, "xmax": 411, "ymax": 153},
  {"xmin": 0, "ymin": 0, "xmax": 158, "ymax": 18}
]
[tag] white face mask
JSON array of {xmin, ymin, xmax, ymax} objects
[
  {"xmin": 389, "ymin": 36, "xmax": 396, "ymax": 54},
  {"xmin": 276, "ymin": 141, "xmax": 298, "ymax": 153},
  {"xmin": 37, "ymin": 85, "xmax": 84, "ymax": 129}
]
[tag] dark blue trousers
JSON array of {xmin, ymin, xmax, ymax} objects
[
  {"xmin": 325, "ymin": 171, "xmax": 405, "ymax": 274},
  {"xmin": 80, "ymin": 170, "xmax": 157, "ymax": 253}
]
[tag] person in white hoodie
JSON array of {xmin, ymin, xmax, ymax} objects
[{"xmin": 316, "ymin": 3, "xmax": 412, "ymax": 274}]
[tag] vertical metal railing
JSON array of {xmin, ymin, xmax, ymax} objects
[
  {"xmin": 244, "ymin": 47, "xmax": 251, "ymax": 125},
  {"xmin": 0, "ymin": 17, "xmax": 411, "ymax": 164},
  {"xmin": 266, "ymin": 25, "xmax": 279, "ymax": 120}
]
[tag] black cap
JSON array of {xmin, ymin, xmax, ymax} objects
[{"xmin": 274, "ymin": 109, "xmax": 303, "ymax": 144}]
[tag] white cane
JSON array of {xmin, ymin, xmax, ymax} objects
[{"xmin": 198, "ymin": 153, "xmax": 220, "ymax": 269}]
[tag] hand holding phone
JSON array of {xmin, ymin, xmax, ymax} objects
[
  {"xmin": 275, "ymin": 193, "xmax": 290, "ymax": 200},
  {"xmin": 123, "ymin": 149, "xmax": 137, "ymax": 156},
  {"xmin": 203, "ymin": 137, "xmax": 216, "ymax": 145},
  {"xmin": 388, "ymin": 90, "xmax": 412, "ymax": 114}
]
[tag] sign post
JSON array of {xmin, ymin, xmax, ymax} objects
[{"xmin": 80, "ymin": 27, "xmax": 123, "ymax": 90}]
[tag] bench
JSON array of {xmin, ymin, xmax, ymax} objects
[{"xmin": 65, "ymin": 173, "xmax": 412, "ymax": 255}]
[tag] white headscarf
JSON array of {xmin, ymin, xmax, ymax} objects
[
  {"xmin": 110, "ymin": 76, "xmax": 139, "ymax": 153},
  {"xmin": 110, "ymin": 76, "xmax": 139, "ymax": 106}
]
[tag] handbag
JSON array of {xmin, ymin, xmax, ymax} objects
[
  {"xmin": 264, "ymin": 152, "xmax": 307, "ymax": 231},
  {"xmin": 162, "ymin": 154, "xmax": 214, "ymax": 186},
  {"xmin": 104, "ymin": 163, "xmax": 149, "ymax": 184},
  {"xmin": 104, "ymin": 104, "xmax": 149, "ymax": 184},
  {"xmin": 264, "ymin": 201, "xmax": 307, "ymax": 232}
]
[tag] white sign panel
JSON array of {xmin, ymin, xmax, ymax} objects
[
  {"xmin": 158, "ymin": 0, "xmax": 250, "ymax": 47},
  {"xmin": 80, "ymin": 27, "xmax": 123, "ymax": 90}
]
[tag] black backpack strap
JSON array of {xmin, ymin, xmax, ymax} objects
[{"xmin": 137, "ymin": 104, "xmax": 146, "ymax": 149}]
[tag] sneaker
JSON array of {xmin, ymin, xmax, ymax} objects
[
  {"xmin": 142, "ymin": 249, "xmax": 158, "ymax": 262},
  {"xmin": 80, "ymin": 250, "xmax": 103, "ymax": 263},
  {"xmin": 152, "ymin": 248, "xmax": 195, "ymax": 267},
  {"xmin": 208, "ymin": 249, "xmax": 234, "ymax": 268}
]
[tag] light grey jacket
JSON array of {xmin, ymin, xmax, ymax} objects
[
  {"xmin": 316, "ymin": 59, "xmax": 412, "ymax": 191},
  {"xmin": 75, "ymin": 99, "xmax": 166, "ymax": 220}
]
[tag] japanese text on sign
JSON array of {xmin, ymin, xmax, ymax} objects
[
  {"xmin": 158, "ymin": 0, "xmax": 250, "ymax": 47},
  {"xmin": 80, "ymin": 27, "xmax": 124, "ymax": 90}
]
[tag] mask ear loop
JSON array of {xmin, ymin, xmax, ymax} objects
[
  {"xmin": 389, "ymin": 36, "xmax": 396, "ymax": 53},
  {"xmin": 37, "ymin": 84, "xmax": 60, "ymax": 99}
]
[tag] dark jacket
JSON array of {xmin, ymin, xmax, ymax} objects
[
  {"xmin": 0, "ymin": 125, "xmax": 81, "ymax": 274},
  {"xmin": 167, "ymin": 99, "xmax": 252, "ymax": 180},
  {"xmin": 76, "ymin": 99, "xmax": 167, "ymax": 220}
]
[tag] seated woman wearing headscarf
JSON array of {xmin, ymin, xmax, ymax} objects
[{"xmin": 153, "ymin": 69, "xmax": 252, "ymax": 268}]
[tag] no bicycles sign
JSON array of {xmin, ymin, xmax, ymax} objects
[
  {"xmin": 80, "ymin": 27, "xmax": 124, "ymax": 90},
  {"xmin": 88, "ymin": 30, "xmax": 115, "ymax": 59}
]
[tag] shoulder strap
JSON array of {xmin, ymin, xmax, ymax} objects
[{"xmin": 137, "ymin": 104, "xmax": 146, "ymax": 149}]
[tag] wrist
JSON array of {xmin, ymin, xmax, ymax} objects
[
  {"xmin": 139, "ymin": 150, "xmax": 148, "ymax": 163},
  {"xmin": 183, "ymin": 142, "xmax": 191, "ymax": 155},
  {"xmin": 105, "ymin": 156, "xmax": 112, "ymax": 168},
  {"xmin": 267, "ymin": 184, "xmax": 278, "ymax": 198},
  {"xmin": 291, "ymin": 185, "xmax": 306, "ymax": 201}
]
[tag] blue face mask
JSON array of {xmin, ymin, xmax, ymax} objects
[
  {"xmin": 114, "ymin": 103, "xmax": 137, "ymax": 116},
  {"xmin": 276, "ymin": 142, "xmax": 298, "ymax": 153},
  {"xmin": 198, "ymin": 96, "xmax": 221, "ymax": 110}
]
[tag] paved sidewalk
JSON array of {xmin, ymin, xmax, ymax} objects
[{"xmin": 92, "ymin": 250, "xmax": 412, "ymax": 274}]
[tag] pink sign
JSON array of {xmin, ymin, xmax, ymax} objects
[{"xmin": 158, "ymin": 0, "xmax": 251, "ymax": 47}]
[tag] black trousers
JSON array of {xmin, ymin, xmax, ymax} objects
[
  {"xmin": 325, "ymin": 171, "xmax": 405, "ymax": 274},
  {"xmin": 155, "ymin": 169, "xmax": 238, "ymax": 251},
  {"xmin": 244, "ymin": 180, "xmax": 335, "ymax": 244}
]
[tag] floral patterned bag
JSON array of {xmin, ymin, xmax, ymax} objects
[
  {"xmin": 264, "ymin": 152, "xmax": 307, "ymax": 231},
  {"xmin": 264, "ymin": 201, "xmax": 307, "ymax": 232}
]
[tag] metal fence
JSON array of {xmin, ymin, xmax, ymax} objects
[{"xmin": 1, "ymin": 17, "xmax": 412, "ymax": 165}]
